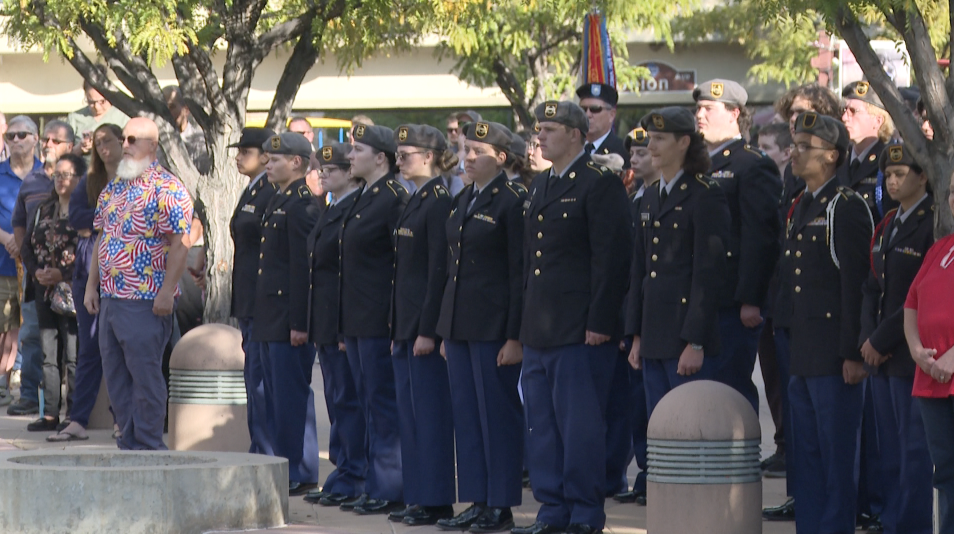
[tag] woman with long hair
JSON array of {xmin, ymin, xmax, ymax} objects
[
  {"xmin": 436, "ymin": 121, "xmax": 526, "ymax": 533},
  {"xmin": 48, "ymin": 123, "xmax": 122, "ymax": 441}
]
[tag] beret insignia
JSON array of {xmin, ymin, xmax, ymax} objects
[
  {"xmin": 354, "ymin": 125, "xmax": 366, "ymax": 139},
  {"xmin": 711, "ymin": 82, "xmax": 724, "ymax": 98},
  {"xmin": 398, "ymin": 126, "xmax": 408, "ymax": 142},
  {"xmin": 475, "ymin": 122, "xmax": 489, "ymax": 139},
  {"xmin": 652, "ymin": 114, "xmax": 665, "ymax": 130},
  {"xmin": 544, "ymin": 103, "xmax": 558, "ymax": 118},
  {"xmin": 855, "ymin": 81, "xmax": 869, "ymax": 96},
  {"xmin": 322, "ymin": 147, "xmax": 333, "ymax": 161},
  {"xmin": 270, "ymin": 136, "xmax": 281, "ymax": 150}
]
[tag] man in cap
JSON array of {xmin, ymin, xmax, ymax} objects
[
  {"xmin": 783, "ymin": 112, "xmax": 872, "ymax": 533},
  {"xmin": 693, "ymin": 78, "xmax": 782, "ymax": 415},
  {"xmin": 839, "ymin": 81, "xmax": 897, "ymax": 224},
  {"xmin": 515, "ymin": 100, "xmax": 632, "ymax": 534},
  {"xmin": 576, "ymin": 83, "xmax": 629, "ymax": 168},
  {"xmin": 253, "ymin": 132, "xmax": 322, "ymax": 495},
  {"xmin": 228, "ymin": 127, "xmax": 278, "ymax": 455}
]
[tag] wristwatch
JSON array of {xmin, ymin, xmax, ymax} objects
[{"xmin": 690, "ymin": 343, "xmax": 704, "ymax": 351}]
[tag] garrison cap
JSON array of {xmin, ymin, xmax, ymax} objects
[
  {"xmin": 793, "ymin": 111, "xmax": 849, "ymax": 165},
  {"xmin": 509, "ymin": 132, "xmax": 528, "ymax": 159},
  {"xmin": 842, "ymin": 81, "xmax": 884, "ymax": 109},
  {"xmin": 395, "ymin": 124, "xmax": 447, "ymax": 152},
  {"xmin": 462, "ymin": 121, "xmax": 513, "ymax": 152},
  {"xmin": 576, "ymin": 83, "xmax": 619, "ymax": 107},
  {"xmin": 878, "ymin": 143, "xmax": 919, "ymax": 172},
  {"xmin": 229, "ymin": 127, "xmax": 276, "ymax": 149},
  {"xmin": 639, "ymin": 107, "xmax": 696, "ymax": 134},
  {"xmin": 693, "ymin": 78, "xmax": 748, "ymax": 107},
  {"xmin": 262, "ymin": 132, "xmax": 312, "ymax": 158},
  {"xmin": 352, "ymin": 123, "xmax": 397, "ymax": 154},
  {"xmin": 624, "ymin": 127, "xmax": 649, "ymax": 150},
  {"xmin": 533, "ymin": 100, "xmax": 589, "ymax": 136},
  {"xmin": 318, "ymin": 142, "xmax": 352, "ymax": 167}
]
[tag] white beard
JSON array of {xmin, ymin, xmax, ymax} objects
[{"xmin": 116, "ymin": 157, "xmax": 151, "ymax": 180}]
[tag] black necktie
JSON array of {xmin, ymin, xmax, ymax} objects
[
  {"xmin": 660, "ymin": 185, "xmax": 669, "ymax": 206},
  {"xmin": 798, "ymin": 193, "xmax": 814, "ymax": 224},
  {"xmin": 849, "ymin": 158, "xmax": 861, "ymax": 177},
  {"xmin": 585, "ymin": 143, "xmax": 595, "ymax": 155},
  {"xmin": 467, "ymin": 188, "xmax": 478, "ymax": 214},
  {"xmin": 887, "ymin": 214, "xmax": 903, "ymax": 246}
]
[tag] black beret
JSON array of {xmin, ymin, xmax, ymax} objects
[
  {"xmin": 842, "ymin": 81, "xmax": 884, "ymax": 110},
  {"xmin": 456, "ymin": 110, "xmax": 483, "ymax": 124},
  {"xmin": 229, "ymin": 127, "xmax": 276, "ymax": 149},
  {"xmin": 395, "ymin": 124, "xmax": 447, "ymax": 152},
  {"xmin": 693, "ymin": 79, "xmax": 748, "ymax": 106},
  {"xmin": 352, "ymin": 123, "xmax": 396, "ymax": 154},
  {"xmin": 318, "ymin": 142, "xmax": 352, "ymax": 167},
  {"xmin": 462, "ymin": 121, "xmax": 513, "ymax": 152},
  {"xmin": 878, "ymin": 143, "xmax": 919, "ymax": 172},
  {"xmin": 576, "ymin": 83, "xmax": 619, "ymax": 107},
  {"xmin": 625, "ymin": 127, "xmax": 649, "ymax": 150},
  {"xmin": 262, "ymin": 132, "xmax": 312, "ymax": 158},
  {"xmin": 793, "ymin": 111, "xmax": 849, "ymax": 165},
  {"xmin": 533, "ymin": 100, "xmax": 589, "ymax": 135},
  {"xmin": 640, "ymin": 107, "xmax": 696, "ymax": 134},
  {"xmin": 509, "ymin": 132, "xmax": 527, "ymax": 159}
]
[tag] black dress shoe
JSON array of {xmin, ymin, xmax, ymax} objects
[
  {"xmin": 522, "ymin": 469, "xmax": 531, "ymax": 488},
  {"xmin": 470, "ymin": 507, "xmax": 514, "ymax": 533},
  {"xmin": 288, "ymin": 481, "xmax": 319, "ymax": 496},
  {"xmin": 634, "ymin": 493, "xmax": 646, "ymax": 506},
  {"xmin": 303, "ymin": 489, "xmax": 328, "ymax": 504},
  {"xmin": 612, "ymin": 490, "xmax": 636, "ymax": 503},
  {"xmin": 565, "ymin": 524, "xmax": 600, "ymax": 534},
  {"xmin": 353, "ymin": 498, "xmax": 405, "ymax": 515},
  {"xmin": 339, "ymin": 493, "xmax": 368, "ymax": 511},
  {"xmin": 27, "ymin": 417, "xmax": 59, "ymax": 432},
  {"xmin": 7, "ymin": 399, "xmax": 39, "ymax": 416},
  {"xmin": 761, "ymin": 450, "xmax": 786, "ymax": 478},
  {"xmin": 317, "ymin": 493, "xmax": 352, "ymax": 507},
  {"xmin": 762, "ymin": 497, "xmax": 795, "ymax": 521},
  {"xmin": 388, "ymin": 504, "xmax": 420, "ymax": 522},
  {"xmin": 437, "ymin": 503, "xmax": 485, "ymax": 531},
  {"xmin": 857, "ymin": 513, "xmax": 883, "ymax": 532},
  {"xmin": 511, "ymin": 521, "xmax": 564, "ymax": 534},
  {"xmin": 403, "ymin": 505, "xmax": 454, "ymax": 526}
]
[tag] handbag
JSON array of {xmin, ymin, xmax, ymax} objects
[{"xmin": 50, "ymin": 281, "xmax": 76, "ymax": 317}]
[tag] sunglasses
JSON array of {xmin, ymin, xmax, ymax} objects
[
  {"xmin": 582, "ymin": 106, "xmax": 606, "ymax": 114},
  {"xmin": 119, "ymin": 135, "xmax": 155, "ymax": 146},
  {"xmin": 42, "ymin": 136, "xmax": 70, "ymax": 145},
  {"xmin": 4, "ymin": 132, "xmax": 33, "ymax": 141}
]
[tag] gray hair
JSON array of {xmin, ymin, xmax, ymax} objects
[
  {"xmin": 7, "ymin": 115, "xmax": 37, "ymax": 135},
  {"xmin": 44, "ymin": 119, "xmax": 74, "ymax": 142}
]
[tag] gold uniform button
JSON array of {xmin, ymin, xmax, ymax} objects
[
  {"xmin": 456, "ymin": 260, "xmax": 459, "ymax": 265},
  {"xmin": 277, "ymin": 290, "xmax": 282, "ymax": 296},
  {"xmin": 259, "ymin": 253, "xmax": 263, "ymax": 259},
  {"xmin": 534, "ymin": 269, "xmax": 541, "ymax": 276},
  {"xmin": 812, "ymin": 236, "xmax": 817, "ymax": 241},
  {"xmin": 537, "ymin": 232, "xmax": 543, "ymax": 239},
  {"xmin": 797, "ymin": 234, "xmax": 803, "ymax": 241},
  {"xmin": 654, "ymin": 222, "xmax": 660, "ymax": 228},
  {"xmin": 863, "ymin": 193, "xmax": 870, "ymax": 199},
  {"xmin": 257, "ymin": 269, "xmax": 262, "ymax": 275},
  {"xmin": 650, "ymin": 271, "xmax": 657, "ymax": 278},
  {"xmin": 795, "ymin": 268, "xmax": 801, "ymax": 275},
  {"xmin": 563, "ymin": 213, "xmax": 567, "ymax": 218},
  {"xmin": 796, "ymin": 251, "xmax": 802, "ymax": 258},
  {"xmin": 681, "ymin": 298, "xmax": 687, "ymax": 304},
  {"xmin": 826, "ymin": 312, "xmax": 832, "ymax": 318},
  {"xmin": 538, "ymin": 214, "xmax": 544, "ymax": 222},
  {"xmin": 536, "ymin": 251, "xmax": 542, "ymax": 258},
  {"xmin": 454, "ymin": 276, "xmax": 457, "ymax": 281},
  {"xmin": 261, "ymin": 237, "xmax": 265, "ymax": 243},
  {"xmin": 795, "ymin": 286, "xmax": 801, "ymax": 293},
  {"xmin": 651, "ymin": 254, "xmax": 658, "ymax": 261},
  {"xmin": 673, "ymin": 223, "xmax": 678, "ymax": 229},
  {"xmin": 356, "ymin": 214, "xmax": 361, "ymax": 219},
  {"xmin": 727, "ymin": 251, "xmax": 733, "ymax": 257},
  {"xmin": 653, "ymin": 237, "xmax": 659, "ymax": 244},
  {"xmin": 785, "ymin": 250, "xmax": 790, "ymax": 257}
]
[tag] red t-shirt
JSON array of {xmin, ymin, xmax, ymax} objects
[{"xmin": 905, "ymin": 233, "xmax": 954, "ymax": 398}]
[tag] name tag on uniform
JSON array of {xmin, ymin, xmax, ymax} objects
[
  {"xmin": 242, "ymin": 204, "xmax": 256, "ymax": 213},
  {"xmin": 674, "ymin": 206, "xmax": 682, "ymax": 211},
  {"xmin": 808, "ymin": 216, "xmax": 827, "ymax": 227},
  {"xmin": 895, "ymin": 246, "xmax": 922, "ymax": 257},
  {"xmin": 561, "ymin": 198, "xmax": 576, "ymax": 203},
  {"xmin": 274, "ymin": 209, "xmax": 286, "ymax": 215},
  {"xmin": 712, "ymin": 171, "xmax": 735, "ymax": 179},
  {"xmin": 397, "ymin": 228, "xmax": 414, "ymax": 238},
  {"xmin": 862, "ymin": 177, "xmax": 878, "ymax": 185},
  {"xmin": 523, "ymin": 200, "xmax": 531, "ymax": 209},
  {"xmin": 474, "ymin": 213, "xmax": 496, "ymax": 224},
  {"xmin": 640, "ymin": 213, "xmax": 651, "ymax": 221}
]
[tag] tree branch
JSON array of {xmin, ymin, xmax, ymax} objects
[
  {"xmin": 492, "ymin": 58, "xmax": 534, "ymax": 129},
  {"xmin": 171, "ymin": 53, "xmax": 213, "ymax": 132},
  {"xmin": 265, "ymin": 16, "xmax": 321, "ymax": 131}
]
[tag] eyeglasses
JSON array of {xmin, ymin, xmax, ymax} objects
[
  {"xmin": 4, "ymin": 132, "xmax": 33, "ymax": 142},
  {"xmin": 842, "ymin": 105, "xmax": 868, "ymax": 117},
  {"xmin": 319, "ymin": 166, "xmax": 349, "ymax": 174},
  {"xmin": 446, "ymin": 128, "xmax": 459, "ymax": 135},
  {"xmin": 42, "ymin": 136, "xmax": 70, "ymax": 145},
  {"xmin": 52, "ymin": 172, "xmax": 76, "ymax": 182},
  {"xmin": 790, "ymin": 143, "xmax": 830, "ymax": 153},
  {"xmin": 582, "ymin": 106, "xmax": 606, "ymax": 114},
  {"xmin": 396, "ymin": 151, "xmax": 426, "ymax": 161},
  {"xmin": 528, "ymin": 142, "xmax": 541, "ymax": 151},
  {"xmin": 87, "ymin": 98, "xmax": 107, "ymax": 107},
  {"xmin": 120, "ymin": 136, "xmax": 156, "ymax": 146}
]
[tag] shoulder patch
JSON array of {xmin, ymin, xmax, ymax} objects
[
  {"xmin": 384, "ymin": 180, "xmax": 405, "ymax": 196},
  {"xmin": 836, "ymin": 185, "xmax": 854, "ymax": 200},
  {"xmin": 694, "ymin": 174, "xmax": 715, "ymax": 189},
  {"xmin": 434, "ymin": 185, "xmax": 449, "ymax": 197},
  {"xmin": 744, "ymin": 145, "xmax": 768, "ymax": 158},
  {"xmin": 505, "ymin": 180, "xmax": 527, "ymax": 196},
  {"xmin": 297, "ymin": 185, "xmax": 312, "ymax": 198}
]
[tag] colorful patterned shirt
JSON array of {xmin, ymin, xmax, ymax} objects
[{"xmin": 93, "ymin": 161, "xmax": 193, "ymax": 300}]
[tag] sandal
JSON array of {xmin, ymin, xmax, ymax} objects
[{"xmin": 46, "ymin": 430, "xmax": 90, "ymax": 442}]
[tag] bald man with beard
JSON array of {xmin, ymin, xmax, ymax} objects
[{"xmin": 84, "ymin": 117, "xmax": 194, "ymax": 450}]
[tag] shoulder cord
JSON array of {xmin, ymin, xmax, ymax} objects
[{"xmin": 826, "ymin": 192, "xmax": 874, "ymax": 270}]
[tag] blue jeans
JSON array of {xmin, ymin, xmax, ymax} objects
[
  {"xmin": 917, "ymin": 396, "xmax": 954, "ymax": 534},
  {"xmin": 17, "ymin": 300, "xmax": 43, "ymax": 405}
]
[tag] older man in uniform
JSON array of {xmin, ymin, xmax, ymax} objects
[
  {"xmin": 228, "ymin": 127, "xmax": 277, "ymax": 455},
  {"xmin": 784, "ymin": 112, "xmax": 872, "ymax": 533},
  {"xmin": 692, "ymin": 79, "xmax": 781, "ymax": 415},
  {"xmin": 576, "ymin": 83, "xmax": 628, "ymax": 167},
  {"xmin": 253, "ymin": 132, "xmax": 321, "ymax": 495},
  {"xmin": 515, "ymin": 101, "xmax": 631, "ymax": 534}
]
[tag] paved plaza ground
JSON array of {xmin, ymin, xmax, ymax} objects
[{"xmin": 0, "ymin": 361, "xmax": 795, "ymax": 534}]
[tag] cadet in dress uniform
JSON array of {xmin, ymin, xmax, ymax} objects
[
  {"xmin": 612, "ymin": 128, "xmax": 654, "ymax": 506},
  {"xmin": 783, "ymin": 112, "xmax": 873, "ymax": 534},
  {"xmin": 693, "ymin": 79, "xmax": 782, "ymax": 414},
  {"xmin": 339, "ymin": 123, "xmax": 409, "ymax": 515},
  {"xmin": 514, "ymin": 101, "xmax": 632, "ymax": 534},
  {"xmin": 839, "ymin": 81, "xmax": 898, "ymax": 224},
  {"xmin": 576, "ymin": 83, "xmax": 629, "ymax": 167},
  {"xmin": 252, "ymin": 132, "xmax": 322, "ymax": 495},
  {"xmin": 386, "ymin": 125, "xmax": 456, "ymax": 526},
  {"xmin": 625, "ymin": 107, "xmax": 730, "ymax": 416},
  {"xmin": 859, "ymin": 144, "xmax": 934, "ymax": 534},
  {"xmin": 228, "ymin": 127, "xmax": 278, "ymax": 455},
  {"xmin": 435, "ymin": 121, "xmax": 526, "ymax": 533},
  {"xmin": 302, "ymin": 143, "xmax": 368, "ymax": 507}
]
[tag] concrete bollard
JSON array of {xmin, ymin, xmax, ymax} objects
[
  {"xmin": 168, "ymin": 323, "xmax": 251, "ymax": 452},
  {"xmin": 646, "ymin": 380, "xmax": 762, "ymax": 534}
]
